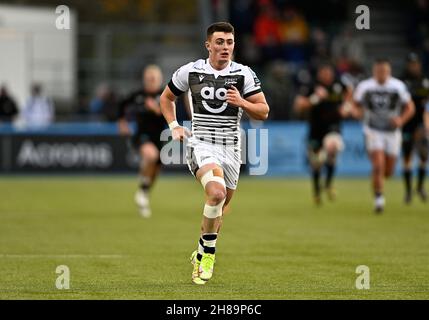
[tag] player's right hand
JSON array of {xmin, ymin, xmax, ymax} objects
[
  {"xmin": 315, "ymin": 86, "xmax": 329, "ymax": 100},
  {"xmin": 390, "ymin": 116, "xmax": 404, "ymax": 128},
  {"xmin": 172, "ymin": 126, "xmax": 192, "ymax": 141}
]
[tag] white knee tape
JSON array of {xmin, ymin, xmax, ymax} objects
[
  {"xmin": 200, "ymin": 170, "xmax": 226, "ymax": 190},
  {"xmin": 203, "ymin": 198, "xmax": 226, "ymax": 219}
]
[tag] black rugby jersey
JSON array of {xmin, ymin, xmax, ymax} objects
[
  {"xmin": 402, "ymin": 74, "xmax": 429, "ymax": 132},
  {"xmin": 118, "ymin": 89, "xmax": 165, "ymax": 134}
]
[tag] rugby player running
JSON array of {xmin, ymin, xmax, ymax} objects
[{"xmin": 160, "ymin": 22, "xmax": 269, "ymax": 284}]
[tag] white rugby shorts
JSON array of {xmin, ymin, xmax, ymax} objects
[
  {"xmin": 186, "ymin": 141, "xmax": 241, "ymax": 190},
  {"xmin": 364, "ymin": 126, "xmax": 401, "ymax": 156}
]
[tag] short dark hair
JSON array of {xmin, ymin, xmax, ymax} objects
[
  {"xmin": 374, "ymin": 57, "xmax": 390, "ymax": 65},
  {"xmin": 317, "ymin": 61, "xmax": 335, "ymax": 71},
  {"xmin": 206, "ymin": 22, "xmax": 234, "ymax": 39}
]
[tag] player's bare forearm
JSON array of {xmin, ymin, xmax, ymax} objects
[
  {"xmin": 160, "ymin": 86, "xmax": 178, "ymax": 124},
  {"xmin": 293, "ymin": 96, "xmax": 312, "ymax": 113},
  {"xmin": 339, "ymin": 87, "xmax": 354, "ymax": 118},
  {"xmin": 351, "ymin": 101, "xmax": 364, "ymax": 120},
  {"xmin": 226, "ymin": 86, "xmax": 269, "ymax": 120},
  {"xmin": 391, "ymin": 101, "xmax": 415, "ymax": 128},
  {"xmin": 160, "ymin": 86, "xmax": 191, "ymax": 141},
  {"xmin": 400, "ymin": 100, "xmax": 415, "ymax": 125},
  {"xmin": 241, "ymin": 95, "xmax": 270, "ymax": 120},
  {"xmin": 424, "ymin": 110, "xmax": 429, "ymax": 132},
  {"xmin": 339, "ymin": 89, "xmax": 353, "ymax": 118}
]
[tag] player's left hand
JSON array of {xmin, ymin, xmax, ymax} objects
[
  {"xmin": 226, "ymin": 85, "xmax": 244, "ymax": 108},
  {"xmin": 391, "ymin": 116, "xmax": 403, "ymax": 128},
  {"xmin": 340, "ymin": 102, "xmax": 353, "ymax": 118}
]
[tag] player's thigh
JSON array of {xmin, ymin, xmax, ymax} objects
[
  {"xmin": 323, "ymin": 132, "xmax": 344, "ymax": 156},
  {"xmin": 196, "ymin": 163, "xmax": 226, "ymax": 201},
  {"xmin": 196, "ymin": 163, "xmax": 224, "ymax": 181},
  {"xmin": 365, "ymin": 128, "xmax": 384, "ymax": 156},
  {"xmin": 187, "ymin": 143, "xmax": 220, "ymax": 177},
  {"xmin": 384, "ymin": 154, "xmax": 397, "ymax": 177},
  {"xmin": 385, "ymin": 130, "xmax": 401, "ymax": 159},
  {"xmin": 140, "ymin": 141, "xmax": 159, "ymax": 162},
  {"xmin": 222, "ymin": 147, "xmax": 241, "ymax": 190}
]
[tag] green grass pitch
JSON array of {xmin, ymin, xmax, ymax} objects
[{"xmin": 0, "ymin": 175, "xmax": 428, "ymax": 299}]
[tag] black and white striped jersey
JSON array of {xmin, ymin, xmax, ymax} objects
[
  {"xmin": 168, "ymin": 59, "xmax": 262, "ymax": 146},
  {"xmin": 354, "ymin": 77, "xmax": 411, "ymax": 131}
]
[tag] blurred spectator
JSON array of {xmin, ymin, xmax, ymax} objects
[
  {"xmin": 279, "ymin": 7, "xmax": 310, "ymax": 64},
  {"xmin": 21, "ymin": 84, "xmax": 54, "ymax": 128},
  {"xmin": 89, "ymin": 83, "xmax": 118, "ymax": 122},
  {"xmin": 340, "ymin": 61, "xmax": 366, "ymax": 90},
  {"xmin": 0, "ymin": 85, "xmax": 18, "ymax": 123},
  {"xmin": 239, "ymin": 34, "xmax": 261, "ymax": 66},
  {"xmin": 308, "ymin": 27, "xmax": 330, "ymax": 71},
  {"xmin": 253, "ymin": 2, "xmax": 281, "ymax": 63},
  {"xmin": 423, "ymin": 38, "xmax": 429, "ymax": 74},
  {"xmin": 408, "ymin": 0, "xmax": 429, "ymax": 47},
  {"xmin": 331, "ymin": 25, "xmax": 366, "ymax": 74},
  {"xmin": 263, "ymin": 61, "xmax": 294, "ymax": 119},
  {"xmin": 229, "ymin": 0, "xmax": 256, "ymax": 35},
  {"xmin": 407, "ymin": 0, "xmax": 429, "ymax": 72}
]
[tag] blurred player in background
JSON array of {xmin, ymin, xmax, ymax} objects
[
  {"xmin": 160, "ymin": 22, "xmax": 269, "ymax": 284},
  {"xmin": 294, "ymin": 63, "xmax": 353, "ymax": 205},
  {"xmin": 353, "ymin": 59, "xmax": 415, "ymax": 213},
  {"xmin": 0, "ymin": 85, "xmax": 18, "ymax": 123},
  {"xmin": 117, "ymin": 65, "xmax": 165, "ymax": 218},
  {"xmin": 401, "ymin": 53, "xmax": 429, "ymax": 203},
  {"xmin": 21, "ymin": 83, "xmax": 55, "ymax": 129}
]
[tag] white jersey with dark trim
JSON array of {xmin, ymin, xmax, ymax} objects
[
  {"xmin": 354, "ymin": 77, "xmax": 411, "ymax": 132},
  {"xmin": 168, "ymin": 59, "xmax": 262, "ymax": 147}
]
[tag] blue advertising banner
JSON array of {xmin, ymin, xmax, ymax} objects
[
  {"xmin": 0, "ymin": 121, "xmax": 408, "ymax": 176},
  {"xmin": 243, "ymin": 121, "xmax": 393, "ymax": 177}
]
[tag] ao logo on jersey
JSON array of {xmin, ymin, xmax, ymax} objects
[
  {"xmin": 200, "ymin": 87, "xmax": 228, "ymax": 114},
  {"xmin": 370, "ymin": 93, "xmax": 392, "ymax": 112}
]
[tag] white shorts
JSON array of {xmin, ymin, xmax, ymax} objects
[
  {"xmin": 364, "ymin": 126, "xmax": 402, "ymax": 156},
  {"xmin": 186, "ymin": 141, "xmax": 241, "ymax": 190}
]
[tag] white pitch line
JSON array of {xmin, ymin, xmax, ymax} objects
[{"xmin": 0, "ymin": 254, "xmax": 123, "ymax": 259}]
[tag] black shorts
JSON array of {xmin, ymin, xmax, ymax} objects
[
  {"xmin": 130, "ymin": 130, "xmax": 164, "ymax": 164},
  {"xmin": 308, "ymin": 130, "xmax": 340, "ymax": 153},
  {"xmin": 131, "ymin": 129, "xmax": 164, "ymax": 150},
  {"xmin": 402, "ymin": 125, "xmax": 429, "ymax": 158}
]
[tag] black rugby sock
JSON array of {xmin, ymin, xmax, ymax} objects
[
  {"xmin": 403, "ymin": 169, "xmax": 412, "ymax": 195},
  {"xmin": 417, "ymin": 167, "xmax": 426, "ymax": 191},
  {"xmin": 325, "ymin": 163, "xmax": 335, "ymax": 188},
  {"xmin": 312, "ymin": 169, "xmax": 321, "ymax": 197}
]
